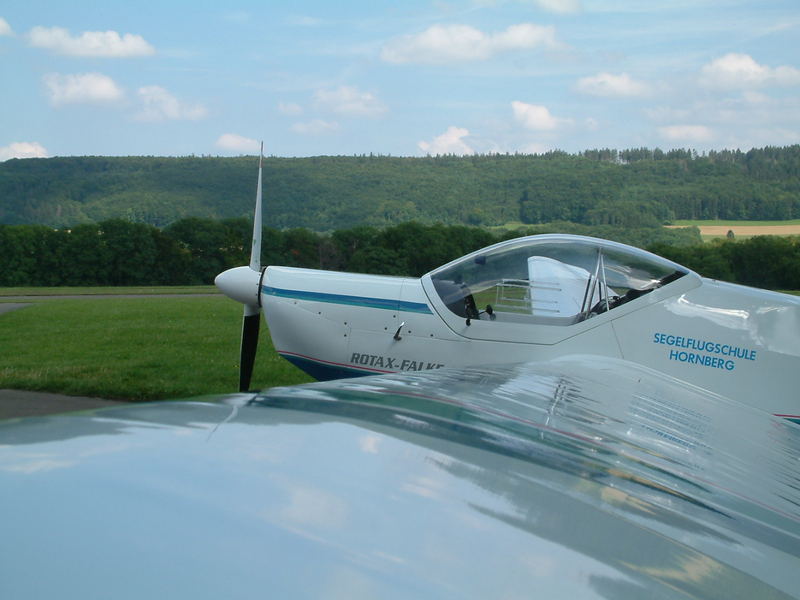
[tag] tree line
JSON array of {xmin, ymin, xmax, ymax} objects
[
  {"xmin": 2, "ymin": 217, "xmax": 799, "ymax": 290},
  {"xmin": 650, "ymin": 236, "xmax": 800, "ymax": 291},
  {"xmin": 2, "ymin": 145, "xmax": 799, "ymax": 231}
]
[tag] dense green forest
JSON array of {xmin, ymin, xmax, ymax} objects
[
  {"xmin": 2, "ymin": 146, "xmax": 799, "ymax": 230},
  {"xmin": 2, "ymin": 218, "xmax": 799, "ymax": 290}
]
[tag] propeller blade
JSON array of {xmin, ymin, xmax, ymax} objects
[
  {"xmin": 239, "ymin": 304, "xmax": 261, "ymax": 392},
  {"xmin": 239, "ymin": 143, "xmax": 265, "ymax": 392},
  {"xmin": 249, "ymin": 141, "xmax": 263, "ymax": 271},
  {"xmin": 216, "ymin": 143, "xmax": 267, "ymax": 392}
]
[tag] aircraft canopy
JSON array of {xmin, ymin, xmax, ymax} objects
[{"xmin": 429, "ymin": 235, "xmax": 688, "ymax": 325}]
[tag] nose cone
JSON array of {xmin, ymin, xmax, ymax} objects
[{"xmin": 215, "ymin": 266, "xmax": 262, "ymax": 306}]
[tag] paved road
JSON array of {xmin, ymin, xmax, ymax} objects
[
  {"xmin": 0, "ymin": 389, "xmax": 128, "ymax": 420},
  {"xmin": 0, "ymin": 303, "xmax": 32, "ymax": 315},
  {"xmin": 1, "ymin": 293, "xmax": 220, "ymax": 301}
]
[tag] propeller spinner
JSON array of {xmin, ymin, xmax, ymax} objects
[{"xmin": 215, "ymin": 142, "xmax": 265, "ymax": 392}]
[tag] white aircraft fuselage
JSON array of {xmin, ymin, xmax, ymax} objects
[{"xmin": 217, "ymin": 234, "xmax": 800, "ymax": 422}]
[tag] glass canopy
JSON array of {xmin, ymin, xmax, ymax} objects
[{"xmin": 429, "ymin": 235, "xmax": 688, "ymax": 326}]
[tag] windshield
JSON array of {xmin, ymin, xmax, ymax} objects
[{"xmin": 429, "ymin": 236, "xmax": 687, "ymax": 325}]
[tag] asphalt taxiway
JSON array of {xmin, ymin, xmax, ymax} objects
[{"xmin": 0, "ymin": 389, "xmax": 127, "ymax": 419}]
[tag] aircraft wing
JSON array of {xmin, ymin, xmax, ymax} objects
[{"xmin": 1, "ymin": 356, "xmax": 798, "ymax": 598}]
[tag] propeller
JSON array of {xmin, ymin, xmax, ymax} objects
[
  {"xmin": 239, "ymin": 304, "xmax": 261, "ymax": 392},
  {"xmin": 215, "ymin": 142, "xmax": 265, "ymax": 392}
]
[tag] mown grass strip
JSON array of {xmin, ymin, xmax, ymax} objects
[
  {"xmin": 0, "ymin": 286, "xmax": 219, "ymax": 297},
  {"xmin": 0, "ymin": 296, "xmax": 312, "ymax": 400}
]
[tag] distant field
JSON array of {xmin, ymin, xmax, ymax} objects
[
  {"xmin": 671, "ymin": 219, "xmax": 800, "ymax": 227},
  {"xmin": 491, "ymin": 221, "xmax": 527, "ymax": 232},
  {"xmin": 666, "ymin": 220, "xmax": 800, "ymax": 240}
]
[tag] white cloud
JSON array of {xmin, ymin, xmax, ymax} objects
[
  {"xmin": 519, "ymin": 142, "xmax": 551, "ymax": 154},
  {"xmin": 658, "ymin": 124, "xmax": 714, "ymax": 142},
  {"xmin": 314, "ymin": 86, "xmax": 387, "ymax": 117},
  {"xmin": 28, "ymin": 26, "xmax": 155, "ymax": 57},
  {"xmin": 418, "ymin": 126, "xmax": 474, "ymax": 155},
  {"xmin": 278, "ymin": 102, "xmax": 303, "ymax": 116},
  {"xmin": 381, "ymin": 23, "xmax": 558, "ymax": 65},
  {"xmin": 644, "ymin": 93, "xmax": 800, "ymax": 149},
  {"xmin": 533, "ymin": 0, "xmax": 581, "ymax": 14},
  {"xmin": 359, "ymin": 434, "xmax": 381, "ymax": 454},
  {"xmin": 575, "ymin": 72, "xmax": 650, "ymax": 97},
  {"xmin": 216, "ymin": 134, "xmax": 260, "ymax": 153},
  {"xmin": 43, "ymin": 72, "xmax": 124, "ymax": 106},
  {"xmin": 278, "ymin": 484, "xmax": 348, "ymax": 529},
  {"xmin": 291, "ymin": 119, "xmax": 339, "ymax": 135},
  {"xmin": 135, "ymin": 86, "xmax": 207, "ymax": 121},
  {"xmin": 0, "ymin": 17, "xmax": 13, "ymax": 36},
  {"xmin": 512, "ymin": 101, "xmax": 569, "ymax": 130},
  {"xmin": 0, "ymin": 142, "xmax": 48, "ymax": 161},
  {"xmin": 701, "ymin": 53, "xmax": 800, "ymax": 89},
  {"xmin": 643, "ymin": 105, "xmax": 691, "ymax": 122},
  {"xmin": 742, "ymin": 90, "xmax": 770, "ymax": 105}
]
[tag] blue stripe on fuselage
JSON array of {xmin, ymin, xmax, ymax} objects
[
  {"xmin": 280, "ymin": 353, "xmax": 376, "ymax": 381},
  {"xmin": 262, "ymin": 285, "xmax": 432, "ymax": 314}
]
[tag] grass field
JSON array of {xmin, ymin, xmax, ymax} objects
[{"xmin": 0, "ymin": 295, "xmax": 313, "ymax": 400}]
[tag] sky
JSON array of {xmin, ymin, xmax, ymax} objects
[{"xmin": 1, "ymin": 0, "xmax": 798, "ymax": 159}]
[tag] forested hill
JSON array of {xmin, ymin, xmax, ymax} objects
[{"xmin": 2, "ymin": 146, "xmax": 798, "ymax": 230}]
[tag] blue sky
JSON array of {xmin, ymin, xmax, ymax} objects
[{"xmin": 1, "ymin": 0, "xmax": 798, "ymax": 159}]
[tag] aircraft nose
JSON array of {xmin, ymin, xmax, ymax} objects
[{"xmin": 215, "ymin": 266, "xmax": 262, "ymax": 306}]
